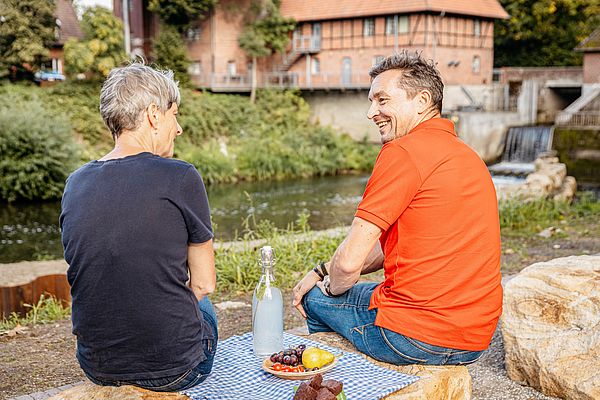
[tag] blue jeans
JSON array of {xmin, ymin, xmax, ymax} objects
[
  {"xmin": 84, "ymin": 296, "xmax": 218, "ymax": 392},
  {"xmin": 302, "ymin": 283, "xmax": 484, "ymax": 365}
]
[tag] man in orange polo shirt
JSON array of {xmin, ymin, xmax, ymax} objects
[{"xmin": 292, "ymin": 51, "xmax": 502, "ymax": 365}]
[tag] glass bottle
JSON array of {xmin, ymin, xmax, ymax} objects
[{"xmin": 252, "ymin": 245, "xmax": 284, "ymax": 357}]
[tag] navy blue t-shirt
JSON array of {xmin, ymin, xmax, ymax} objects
[{"xmin": 60, "ymin": 152, "xmax": 214, "ymax": 380}]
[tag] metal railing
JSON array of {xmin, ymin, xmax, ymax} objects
[
  {"xmin": 191, "ymin": 72, "xmax": 372, "ymax": 91},
  {"xmin": 555, "ymin": 111, "xmax": 600, "ymax": 128},
  {"xmin": 292, "ymin": 34, "xmax": 321, "ymax": 53}
]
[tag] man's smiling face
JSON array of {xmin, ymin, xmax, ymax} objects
[{"xmin": 367, "ymin": 69, "xmax": 422, "ymax": 144}]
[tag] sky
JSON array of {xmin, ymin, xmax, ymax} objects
[{"xmin": 78, "ymin": 0, "xmax": 113, "ymax": 10}]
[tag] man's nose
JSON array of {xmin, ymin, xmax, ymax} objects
[{"xmin": 367, "ymin": 102, "xmax": 379, "ymax": 120}]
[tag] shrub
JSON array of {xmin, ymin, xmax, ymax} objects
[{"xmin": 0, "ymin": 95, "xmax": 80, "ymax": 202}]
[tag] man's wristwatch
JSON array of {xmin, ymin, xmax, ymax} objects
[{"xmin": 312, "ymin": 261, "xmax": 328, "ymax": 280}]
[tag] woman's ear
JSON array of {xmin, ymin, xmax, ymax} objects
[{"xmin": 146, "ymin": 103, "xmax": 160, "ymax": 129}]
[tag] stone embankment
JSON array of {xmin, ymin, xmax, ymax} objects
[
  {"xmin": 502, "ymin": 255, "xmax": 600, "ymax": 400},
  {"xmin": 496, "ymin": 156, "xmax": 577, "ymax": 202}
]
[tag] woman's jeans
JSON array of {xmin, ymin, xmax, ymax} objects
[
  {"xmin": 84, "ymin": 296, "xmax": 218, "ymax": 392},
  {"xmin": 302, "ymin": 282, "xmax": 484, "ymax": 365}
]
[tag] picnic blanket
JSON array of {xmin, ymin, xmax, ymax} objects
[{"xmin": 184, "ymin": 332, "xmax": 420, "ymax": 400}]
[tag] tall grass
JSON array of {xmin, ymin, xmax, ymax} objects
[
  {"xmin": 499, "ymin": 191, "xmax": 600, "ymax": 234},
  {"xmin": 0, "ymin": 294, "xmax": 71, "ymax": 333}
]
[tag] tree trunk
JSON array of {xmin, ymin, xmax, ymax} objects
[{"xmin": 250, "ymin": 56, "xmax": 258, "ymax": 103}]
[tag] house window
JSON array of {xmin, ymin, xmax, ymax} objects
[
  {"xmin": 55, "ymin": 18, "xmax": 62, "ymax": 40},
  {"xmin": 311, "ymin": 58, "xmax": 320, "ymax": 75},
  {"xmin": 373, "ymin": 55, "xmax": 384, "ymax": 66},
  {"xmin": 186, "ymin": 26, "xmax": 201, "ymax": 41},
  {"xmin": 52, "ymin": 58, "xmax": 62, "ymax": 73},
  {"xmin": 398, "ymin": 15, "xmax": 409, "ymax": 33},
  {"xmin": 363, "ymin": 18, "xmax": 375, "ymax": 37},
  {"xmin": 385, "ymin": 16, "xmax": 397, "ymax": 35},
  {"xmin": 312, "ymin": 22, "xmax": 322, "ymax": 38},
  {"xmin": 189, "ymin": 61, "xmax": 202, "ymax": 75},
  {"xmin": 473, "ymin": 19, "xmax": 481, "ymax": 37},
  {"xmin": 472, "ymin": 55, "xmax": 481, "ymax": 74},
  {"xmin": 227, "ymin": 61, "xmax": 237, "ymax": 76}
]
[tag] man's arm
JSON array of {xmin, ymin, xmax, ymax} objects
[
  {"xmin": 188, "ymin": 239, "xmax": 216, "ymax": 301},
  {"xmin": 326, "ymin": 217, "xmax": 382, "ymax": 295}
]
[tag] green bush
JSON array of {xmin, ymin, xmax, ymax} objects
[{"xmin": 0, "ymin": 94, "xmax": 80, "ymax": 202}]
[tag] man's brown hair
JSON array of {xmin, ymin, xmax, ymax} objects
[{"xmin": 369, "ymin": 51, "xmax": 444, "ymax": 113}]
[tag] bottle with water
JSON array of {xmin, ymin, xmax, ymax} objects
[{"xmin": 252, "ymin": 245, "xmax": 283, "ymax": 357}]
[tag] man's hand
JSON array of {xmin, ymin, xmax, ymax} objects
[{"xmin": 292, "ymin": 270, "xmax": 322, "ymax": 318}]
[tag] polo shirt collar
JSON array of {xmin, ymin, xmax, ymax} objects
[{"xmin": 408, "ymin": 117, "xmax": 456, "ymax": 136}]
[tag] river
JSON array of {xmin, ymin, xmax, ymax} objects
[{"xmin": 0, "ymin": 174, "xmax": 369, "ymax": 263}]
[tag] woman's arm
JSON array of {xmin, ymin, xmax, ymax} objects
[{"xmin": 188, "ymin": 239, "xmax": 216, "ymax": 301}]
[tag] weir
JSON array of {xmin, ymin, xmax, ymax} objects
[{"xmin": 489, "ymin": 126, "xmax": 554, "ymax": 176}]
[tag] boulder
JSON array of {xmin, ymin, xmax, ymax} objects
[
  {"xmin": 49, "ymin": 383, "xmax": 190, "ymax": 400},
  {"xmin": 307, "ymin": 332, "xmax": 472, "ymax": 400},
  {"xmin": 502, "ymin": 255, "xmax": 600, "ymax": 400}
]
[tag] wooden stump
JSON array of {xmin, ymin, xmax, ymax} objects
[{"xmin": 0, "ymin": 274, "xmax": 70, "ymax": 318}]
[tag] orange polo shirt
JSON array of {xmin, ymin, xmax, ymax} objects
[{"xmin": 356, "ymin": 118, "xmax": 502, "ymax": 351}]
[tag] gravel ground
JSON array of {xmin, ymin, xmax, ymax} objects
[{"xmin": 468, "ymin": 327, "xmax": 559, "ymax": 400}]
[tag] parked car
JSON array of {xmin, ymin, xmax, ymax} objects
[{"xmin": 34, "ymin": 70, "xmax": 66, "ymax": 83}]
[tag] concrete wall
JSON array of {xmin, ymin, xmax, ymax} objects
[
  {"xmin": 303, "ymin": 90, "xmax": 379, "ymax": 142},
  {"xmin": 583, "ymin": 53, "xmax": 600, "ymax": 84},
  {"xmin": 451, "ymin": 111, "xmax": 527, "ymax": 163}
]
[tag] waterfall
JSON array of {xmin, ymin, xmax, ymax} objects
[{"xmin": 501, "ymin": 126, "xmax": 554, "ymax": 163}]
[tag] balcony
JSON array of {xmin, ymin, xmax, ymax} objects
[{"xmin": 291, "ymin": 34, "xmax": 321, "ymax": 53}]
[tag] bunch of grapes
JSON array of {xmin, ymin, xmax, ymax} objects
[{"xmin": 270, "ymin": 344, "xmax": 306, "ymax": 367}]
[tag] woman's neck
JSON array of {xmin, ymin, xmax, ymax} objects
[{"xmin": 99, "ymin": 135, "xmax": 153, "ymax": 161}]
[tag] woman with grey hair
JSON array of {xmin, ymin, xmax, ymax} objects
[{"xmin": 60, "ymin": 63, "xmax": 218, "ymax": 392}]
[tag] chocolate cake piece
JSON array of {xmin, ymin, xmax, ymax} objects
[
  {"xmin": 315, "ymin": 387, "xmax": 337, "ymax": 400},
  {"xmin": 294, "ymin": 382, "xmax": 318, "ymax": 400},
  {"xmin": 322, "ymin": 379, "xmax": 343, "ymax": 396},
  {"xmin": 309, "ymin": 373, "xmax": 324, "ymax": 389}
]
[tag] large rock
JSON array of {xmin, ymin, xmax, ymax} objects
[
  {"xmin": 308, "ymin": 332, "xmax": 472, "ymax": 400},
  {"xmin": 49, "ymin": 383, "xmax": 190, "ymax": 399},
  {"xmin": 502, "ymin": 255, "xmax": 600, "ymax": 400}
]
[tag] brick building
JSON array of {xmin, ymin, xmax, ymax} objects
[
  {"xmin": 114, "ymin": 0, "xmax": 508, "ymax": 91},
  {"xmin": 48, "ymin": 0, "xmax": 84, "ymax": 74}
]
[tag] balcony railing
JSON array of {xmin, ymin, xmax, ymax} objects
[
  {"xmin": 292, "ymin": 34, "xmax": 321, "ymax": 53},
  {"xmin": 555, "ymin": 111, "xmax": 600, "ymax": 129},
  {"xmin": 191, "ymin": 72, "xmax": 372, "ymax": 91}
]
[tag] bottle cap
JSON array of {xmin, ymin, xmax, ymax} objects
[{"xmin": 260, "ymin": 246, "xmax": 275, "ymax": 267}]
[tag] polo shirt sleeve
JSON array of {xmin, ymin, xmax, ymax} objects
[
  {"xmin": 179, "ymin": 166, "xmax": 214, "ymax": 244},
  {"xmin": 355, "ymin": 143, "xmax": 422, "ymax": 231}
]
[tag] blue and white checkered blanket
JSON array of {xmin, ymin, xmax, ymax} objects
[{"xmin": 183, "ymin": 332, "xmax": 419, "ymax": 400}]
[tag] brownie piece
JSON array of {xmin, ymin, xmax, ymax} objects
[
  {"xmin": 309, "ymin": 373, "xmax": 324, "ymax": 389},
  {"xmin": 315, "ymin": 388, "xmax": 337, "ymax": 400},
  {"xmin": 294, "ymin": 382, "xmax": 318, "ymax": 400},
  {"xmin": 322, "ymin": 379, "xmax": 343, "ymax": 396}
]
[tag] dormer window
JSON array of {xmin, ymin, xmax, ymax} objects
[{"xmin": 55, "ymin": 18, "xmax": 62, "ymax": 40}]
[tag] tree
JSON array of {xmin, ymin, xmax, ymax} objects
[
  {"xmin": 239, "ymin": 0, "xmax": 295, "ymax": 102},
  {"xmin": 0, "ymin": 0, "xmax": 56, "ymax": 78},
  {"xmin": 64, "ymin": 6, "xmax": 128, "ymax": 77},
  {"xmin": 148, "ymin": 0, "xmax": 216, "ymax": 31},
  {"xmin": 153, "ymin": 25, "xmax": 191, "ymax": 87},
  {"xmin": 494, "ymin": 0, "xmax": 600, "ymax": 67}
]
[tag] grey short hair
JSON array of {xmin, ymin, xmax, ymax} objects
[
  {"xmin": 99, "ymin": 62, "xmax": 181, "ymax": 139},
  {"xmin": 369, "ymin": 51, "xmax": 444, "ymax": 113}
]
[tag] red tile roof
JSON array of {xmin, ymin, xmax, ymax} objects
[
  {"xmin": 54, "ymin": 0, "xmax": 84, "ymax": 46},
  {"xmin": 280, "ymin": 0, "xmax": 509, "ymax": 22}
]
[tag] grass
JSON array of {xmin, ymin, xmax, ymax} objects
[
  {"xmin": 499, "ymin": 191, "xmax": 600, "ymax": 236},
  {"xmin": 0, "ymin": 294, "xmax": 71, "ymax": 333}
]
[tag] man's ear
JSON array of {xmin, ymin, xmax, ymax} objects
[
  {"xmin": 146, "ymin": 103, "xmax": 159, "ymax": 129},
  {"xmin": 417, "ymin": 90, "xmax": 433, "ymax": 114}
]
